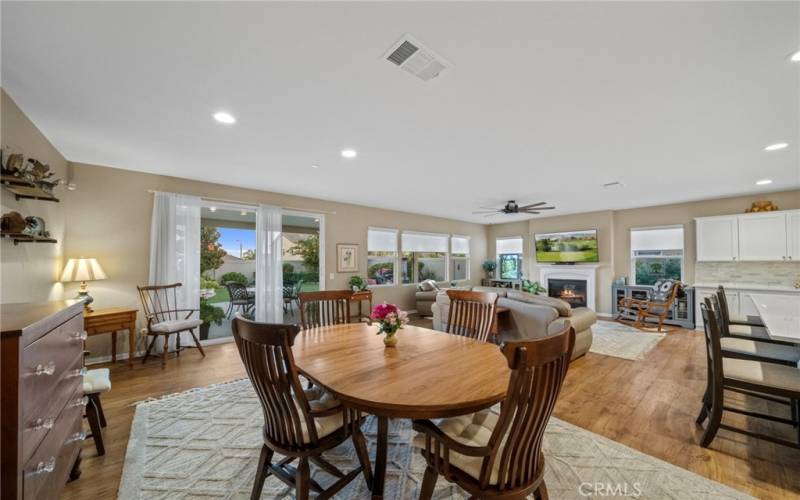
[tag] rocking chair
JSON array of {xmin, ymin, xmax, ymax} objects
[{"xmin": 616, "ymin": 279, "xmax": 680, "ymax": 332}]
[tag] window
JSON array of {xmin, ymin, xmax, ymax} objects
[
  {"xmin": 450, "ymin": 235, "xmax": 470, "ymax": 281},
  {"xmin": 401, "ymin": 232, "xmax": 449, "ymax": 284},
  {"xmin": 367, "ymin": 228, "xmax": 398, "ymax": 285},
  {"xmin": 631, "ymin": 226, "xmax": 684, "ymax": 285},
  {"xmin": 496, "ymin": 237, "xmax": 523, "ymax": 280}
]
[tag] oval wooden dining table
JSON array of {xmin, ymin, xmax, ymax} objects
[{"xmin": 293, "ymin": 322, "xmax": 511, "ymax": 499}]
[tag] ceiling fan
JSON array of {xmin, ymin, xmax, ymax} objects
[{"xmin": 472, "ymin": 200, "xmax": 556, "ymax": 217}]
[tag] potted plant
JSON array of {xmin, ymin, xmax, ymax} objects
[
  {"xmin": 349, "ymin": 275, "xmax": 368, "ymax": 292},
  {"xmin": 521, "ymin": 279, "xmax": 547, "ymax": 295},
  {"xmin": 199, "ymin": 298, "xmax": 225, "ymax": 340},
  {"xmin": 482, "ymin": 260, "xmax": 497, "ymax": 279}
]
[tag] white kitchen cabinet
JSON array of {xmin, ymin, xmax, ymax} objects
[
  {"xmin": 696, "ymin": 216, "xmax": 739, "ymax": 262},
  {"xmin": 694, "ymin": 286, "xmax": 798, "ymax": 330},
  {"xmin": 738, "ymin": 212, "xmax": 788, "ymax": 261},
  {"xmin": 787, "ymin": 210, "xmax": 800, "ymax": 261}
]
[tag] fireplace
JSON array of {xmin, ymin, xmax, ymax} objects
[{"xmin": 548, "ymin": 279, "xmax": 588, "ymax": 308}]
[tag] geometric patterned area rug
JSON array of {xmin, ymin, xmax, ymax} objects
[
  {"xmin": 117, "ymin": 379, "xmax": 752, "ymax": 500},
  {"xmin": 589, "ymin": 320, "xmax": 666, "ymax": 361}
]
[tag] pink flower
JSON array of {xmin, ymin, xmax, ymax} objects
[{"xmin": 371, "ymin": 302, "xmax": 398, "ymax": 320}]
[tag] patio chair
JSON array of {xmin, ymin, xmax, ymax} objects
[{"xmin": 225, "ymin": 281, "xmax": 255, "ymax": 319}]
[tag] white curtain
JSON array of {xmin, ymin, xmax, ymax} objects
[
  {"xmin": 255, "ymin": 204, "xmax": 283, "ymax": 322},
  {"xmin": 149, "ymin": 192, "xmax": 201, "ymax": 347}
]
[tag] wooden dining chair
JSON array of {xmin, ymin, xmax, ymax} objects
[
  {"xmin": 715, "ymin": 287, "xmax": 790, "ymax": 346},
  {"xmin": 707, "ymin": 295, "xmax": 800, "ymax": 367},
  {"xmin": 412, "ymin": 326, "xmax": 575, "ymax": 500},
  {"xmin": 231, "ymin": 316, "xmax": 373, "ymax": 499},
  {"xmin": 696, "ymin": 299, "xmax": 800, "ymax": 449},
  {"xmin": 137, "ymin": 283, "xmax": 205, "ymax": 367},
  {"xmin": 445, "ymin": 290, "xmax": 499, "ymax": 343},
  {"xmin": 717, "ymin": 285, "xmax": 765, "ymax": 327},
  {"xmin": 297, "ymin": 290, "xmax": 354, "ymax": 329}
]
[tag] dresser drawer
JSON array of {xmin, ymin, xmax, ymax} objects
[
  {"xmin": 22, "ymin": 314, "xmax": 84, "ymax": 417},
  {"xmin": 21, "ymin": 352, "xmax": 84, "ymax": 464},
  {"xmin": 22, "ymin": 389, "xmax": 83, "ymax": 500}
]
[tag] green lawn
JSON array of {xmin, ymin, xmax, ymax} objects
[
  {"xmin": 536, "ymin": 249, "xmax": 598, "ymax": 262},
  {"xmin": 205, "ymin": 282, "xmax": 320, "ymax": 305}
]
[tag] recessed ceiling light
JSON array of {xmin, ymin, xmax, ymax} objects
[
  {"xmin": 311, "ymin": 164, "xmax": 320, "ymax": 169},
  {"xmin": 209, "ymin": 206, "xmax": 217, "ymax": 212},
  {"xmin": 213, "ymin": 112, "xmax": 236, "ymax": 124},
  {"xmin": 764, "ymin": 142, "xmax": 788, "ymax": 151},
  {"xmin": 340, "ymin": 149, "xmax": 357, "ymax": 159},
  {"xmin": 756, "ymin": 179, "xmax": 773, "ymax": 186},
  {"xmin": 790, "ymin": 50, "xmax": 800, "ymax": 62}
]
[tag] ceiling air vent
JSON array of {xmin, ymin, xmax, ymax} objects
[{"xmin": 383, "ymin": 34, "xmax": 450, "ymax": 82}]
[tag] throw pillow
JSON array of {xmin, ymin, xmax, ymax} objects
[
  {"xmin": 507, "ymin": 290, "xmax": 573, "ymax": 317},
  {"xmin": 418, "ymin": 279, "xmax": 438, "ymax": 292}
]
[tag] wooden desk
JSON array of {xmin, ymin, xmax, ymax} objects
[
  {"xmin": 84, "ymin": 307, "xmax": 138, "ymax": 365},
  {"xmin": 350, "ymin": 289, "xmax": 373, "ymax": 320},
  {"xmin": 293, "ymin": 323, "xmax": 509, "ymax": 499}
]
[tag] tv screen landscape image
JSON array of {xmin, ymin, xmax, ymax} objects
[{"xmin": 534, "ymin": 230, "xmax": 599, "ymax": 263}]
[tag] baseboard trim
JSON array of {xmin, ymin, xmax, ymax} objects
[
  {"xmin": 86, "ymin": 351, "xmax": 146, "ymax": 366},
  {"xmin": 596, "ymin": 312, "xmax": 614, "ymax": 319}
]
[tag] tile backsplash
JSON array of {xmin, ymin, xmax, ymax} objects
[{"xmin": 695, "ymin": 261, "xmax": 800, "ymax": 288}]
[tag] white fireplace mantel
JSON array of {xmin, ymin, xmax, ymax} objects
[{"xmin": 539, "ymin": 264, "xmax": 599, "ymax": 311}]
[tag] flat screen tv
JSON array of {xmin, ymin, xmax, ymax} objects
[{"xmin": 534, "ymin": 229, "xmax": 599, "ymax": 263}]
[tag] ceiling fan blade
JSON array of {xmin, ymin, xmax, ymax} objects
[
  {"xmin": 533, "ymin": 206, "xmax": 556, "ymax": 210},
  {"xmin": 521, "ymin": 211, "xmax": 540, "ymax": 215},
  {"xmin": 518, "ymin": 201, "xmax": 548, "ymax": 209}
]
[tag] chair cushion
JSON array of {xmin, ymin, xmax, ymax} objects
[
  {"xmin": 151, "ymin": 318, "xmax": 203, "ymax": 333},
  {"xmin": 723, "ymin": 358, "xmax": 800, "ymax": 394},
  {"xmin": 412, "ymin": 408, "xmax": 504, "ymax": 484},
  {"xmin": 295, "ymin": 387, "xmax": 343, "ymax": 442},
  {"xmin": 727, "ymin": 324, "xmax": 772, "ymax": 340},
  {"xmin": 720, "ymin": 337, "xmax": 800, "ymax": 364},
  {"xmin": 83, "ymin": 368, "xmax": 111, "ymax": 394}
]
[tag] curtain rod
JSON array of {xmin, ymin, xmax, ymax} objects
[{"xmin": 146, "ymin": 189, "xmax": 336, "ymax": 215}]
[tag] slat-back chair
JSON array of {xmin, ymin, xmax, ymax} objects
[
  {"xmin": 224, "ymin": 281, "xmax": 254, "ymax": 319},
  {"xmin": 231, "ymin": 317, "xmax": 372, "ymax": 499},
  {"xmin": 715, "ymin": 286, "xmax": 789, "ymax": 345},
  {"xmin": 445, "ymin": 290, "xmax": 499, "ymax": 343},
  {"xmin": 696, "ymin": 299, "xmax": 799, "ymax": 449},
  {"xmin": 413, "ymin": 326, "xmax": 576, "ymax": 499},
  {"xmin": 137, "ymin": 283, "xmax": 205, "ymax": 367},
  {"xmin": 298, "ymin": 290, "xmax": 353, "ymax": 329},
  {"xmin": 717, "ymin": 285, "xmax": 765, "ymax": 327}
]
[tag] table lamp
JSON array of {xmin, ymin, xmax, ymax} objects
[{"xmin": 60, "ymin": 257, "xmax": 107, "ymax": 312}]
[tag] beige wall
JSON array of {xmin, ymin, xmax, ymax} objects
[
  {"xmin": 488, "ymin": 190, "xmax": 800, "ymax": 315},
  {"xmin": 64, "ymin": 162, "xmax": 488, "ymax": 358},
  {"xmin": 0, "ymin": 89, "xmax": 68, "ymax": 303}
]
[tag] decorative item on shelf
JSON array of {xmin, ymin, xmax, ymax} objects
[
  {"xmin": 745, "ymin": 200, "xmax": 779, "ymax": 213},
  {"xmin": 348, "ymin": 275, "xmax": 368, "ymax": 292},
  {"xmin": 336, "ymin": 243, "xmax": 359, "ymax": 272},
  {"xmin": 1, "ymin": 211, "xmax": 26, "ymax": 233},
  {"xmin": 370, "ymin": 302, "xmax": 409, "ymax": 347},
  {"xmin": 60, "ymin": 257, "xmax": 108, "ymax": 312},
  {"xmin": 0, "ymin": 149, "xmax": 61, "ymax": 201},
  {"xmin": 22, "ymin": 216, "xmax": 49, "ymax": 238},
  {"xmin": 482, "ymin": 260, "xmax": 497, "ymax": 279}
]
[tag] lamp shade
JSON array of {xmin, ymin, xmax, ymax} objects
[{"xmin": 60, "ymin": 258, "xmax": 107, "ymax": 282}]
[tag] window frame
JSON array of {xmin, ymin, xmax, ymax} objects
[
  {"xmin": 450, "ymin": 235, "xmax": 471, "ymax": 282},
  {"xmin": 630, "ymin": 224, "xmax": 685, "ymax": 286},
  {"xmin": 367, "ymin": 227, "xmax": 399, "ymax": 287},
  {"xmin": 400, "ymin": 231, "xmax": 450, "ymax": 285}
]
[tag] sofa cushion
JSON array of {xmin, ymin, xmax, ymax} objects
[
  {"xmin": 507, "ymin": 290, "xmax": 571, "ymax": 317},
  {"xmin": 472, "ymin": 286, "xmax": 508, "ymax": 298},
  {"xmin": 418, "ymin": 279, "xmax": 439, "ymax": 292},
  {"xmin": 567, "ymin": 307, "xmax": 596, "ymax": 332}
]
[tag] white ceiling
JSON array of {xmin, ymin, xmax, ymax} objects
[{"xmin": 2, "ymin": 2, "xmax": 798, "ymax": 224}]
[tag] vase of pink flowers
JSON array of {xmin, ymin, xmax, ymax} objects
[{"xmin": 370, "ymin": 302, "xmax": 409, "ymax": 347}]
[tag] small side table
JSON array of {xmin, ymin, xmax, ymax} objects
[
  {"xmin": 84, "ymin": 307, "xmax": 138, "ymax": 366},
  {"xmin": 491, "ymin": 306, "xmax": 511, "ymax": 341},
  {"xmin": 350, "ymin": 290, "xmax": 374, "ymax": 321}
]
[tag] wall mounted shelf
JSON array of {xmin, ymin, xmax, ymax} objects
[
  {"xmin": 0, "ymin": 232, "xmax": 58, "ymax": 246},
  {"xmin": 1, "ymin": 175, "xmax": 60, "ymax": 202}
]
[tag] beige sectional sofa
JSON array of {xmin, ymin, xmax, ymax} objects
[
  {"xmin": 431, "ymin": 286, "xmax": 596, "ymax": 359},
  {"xmin": 415, "ymin": 280, "xmax": 466, "ymax": 316}
]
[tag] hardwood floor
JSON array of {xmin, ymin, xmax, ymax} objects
[{"xmin": 63, "ymin": 321, "xmax": 800, "ymax": 499}]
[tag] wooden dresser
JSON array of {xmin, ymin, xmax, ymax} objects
[{"xmin": 1, "ymin": 300, "xmax": 86, "ymax": 499}]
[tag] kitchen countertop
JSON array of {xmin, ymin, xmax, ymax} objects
[{"xmin": 693, "ymin": 282, "xmax": 800, "ymax": 293}]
